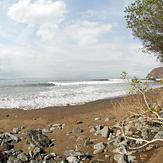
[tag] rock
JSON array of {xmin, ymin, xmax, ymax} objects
[
  {"xmin": 64, "ymin": 150, "xmax": 76, "ymax": 157},
  {"xmin": 5, "ymin": 133, "xmax": 20, "ymax": 142},
  {"xmin": 12, "ymin": 128, "xmax": 21, "ymax": 134},
  {"xmin": 72, "ymin": 127, "xmax": 83, "ymax": 134},
  {"xmin": 146, "ymin": 144, "xmax": 154, "ymax": 151},
  {"xmin": 154, "ymin": 131, "xmax": 163, "ymax": 139},
  {"xmin": 141, "ymin": 129, "xmax": 148, "ymax": 139},
  {"xmin": 17, "ymin": 153, "xmax": 29, "ymax": 162},
  {"xmin": 128, "ymin": 155, "xmax": 136, "ymax": 162},
  {"xmin": 67, "ymin": 156, "xmax": 79, "ymax": 163},
  {"xmin": 51, "ymin": 123, "xmax": 65, "ymax": 130},
  {"xmin": 42, "ymin": 128, "xmax": 52, "ymax": 133},
  {"xmin": 135, "ymin": 117, "xmax": 145, "ymax": 130},
  {"xmin": 7, "ymin": 157, "xmax": 22, "ymax": 163},
  {"xmin": 93, "ymin": 142, "xmax": 105, "ymax": 155},
  {"xmin": 92, "ymin": 125, "xmax": 111, "ymax": 138},
  {"xmin": 100, "ymin": 126, "xmax": 110, "ymax": 138},
  {"xmin": 27, "ymin": 130, "xmax": 52, "ymax": 148},
  {"xmin": 124, "ymin": 122, "xmax": 133, "ymax": 135},
  {"xmin": 90, "ymin": 127, "xmax": 96, "ymax": 133},
  {"xmin": 84, "ymin": 138, "xmax": 93, "ymax": 147},
  {"xmin": 4, "ymin": 149, "xmax": 16, "ymax": 155},
  {"xmin": 43, "ymin": 153, "xmax": 56, "ymax": 161},
  {"xmin": 114, "ymin": 154, "xmax": 127, "ymax": 163},
  {"xmin": 94, "ymin": 117, "xmax": 101, "ymax": 121},
  {"xmin": 64, "ymin": 150, "xmax": 90, "ymax": 162},
  {"xmin": 104, "ymin": 118, "xmax": 110, "ymax": 122},
  {"xmin": 32, "ymin": 147, "xmax": 43, "ymax": 158},
  {"xmin": 1, "ymin": 141, "xmax": 14, "ymax": 150},
  {"xmin": 147, "ymin": 67, "xmax": 163, "ymax": 80}
]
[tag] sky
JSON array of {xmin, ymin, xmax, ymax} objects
[{"xmin": 0, "ymin": 0, "xmax": 162, "ymax": 79}]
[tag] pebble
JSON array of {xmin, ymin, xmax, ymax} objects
[
  {"xmin": 12, "ymin": 128, "xmax": 21, "ymax": 134},
  {"xmin": 42, "ymin": 128, "xmax": 52, "ymax": 133},
  {"xmin": 67, "ymin": 156, "xmax": 79, "ymax": 163},
  {"xmin": 94, "ymin": 117, "xmax": 101, "ymax": 121},
  {"xmin": 72, "ymin": 127, "xmax": 83, "ymax": 134}
]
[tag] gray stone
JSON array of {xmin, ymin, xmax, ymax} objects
[
  {"xmin": 90, "ymin": 127, "xmax": 96, "ymax": 133},
  {"xmin": 33, "ymin": 147, "xmax": 42, "ymax": 157},
  {"xmin": 4, "ymin": 149, "xmax": 16, "ymax": 155},
  {"xmin": 1, "ymin": 141, "xmax": 14, "ymax": 150},
  {"xmin": 128, "ymin": 155, "xmax": 136, "ymax": 162},
  {"xmin": 27, "ymin": 130, "xmax": 52, "ymax": 148},
  {"xmin": 114, "ymin": 154, "xmax": 127, "ymax": 163},
  {"xmin": 43, "ymin": 153, "xmax": 56, "ymax": 161},
  {"xmin": 141, "ymin": 129, "xmax": 148, "ymax": 139},
  {"xmin": 92, "ymin": 125, "xmax": 111, "ymax": 138},
  {"xmin": 51, "ymin": 123, "xmax": 65, "ymax": 130},
  {"xmin": 7, "ymin": 157, "xmax": 22, "ymax": 163},
  {"xmin": 72, "ymin": 127, "xmax": 83, "ymax": 134},
  {"xmin": 5, "ymin": 133, "xmax": 20, "ymax": 142},
  {"xmin": 42, "ymin": 128, "xmax": 52, "ymax": 133},
  {"xmin": 12, "ymin": 128, "xmax": 21, "ymax": 134},
  {"xmin": 17, "ymin": 153, "xmax": 28, "ymax": 162},
  {"xmin": 84, "ymin": 138, "xmax": 93, "ymax": 146},
  {"xmin": 135, "ymin": 117, "xmax": 145, "ymax": 130},
  {"xmin": 93, "ymin": 142, "xmax": 105, "ymax": 154},
  {"xmin": 67, "ymin": 156, "xmax": 79, "ymax": 163},
  {"xmin": 124, "ymin": 122, "xmax": 133, "ymax": 134},
  {"xmin": 146, "ymin": 144, "xmax": 154, "ymax": 151},
  {"xmin": 154, "ymin": 131, "xmax": 163, "ymax": 139},
  {"xmin": 100, "ymin": 126, "xmax": 110, "ymax": 138},
  {"xmin": 64, "ymin": 150, "xmax": 76, "ymax": 157}
]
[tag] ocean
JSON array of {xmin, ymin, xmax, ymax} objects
[{"xmin": 0, "ymin": 78, "xmax": 161, "ymax": 109}]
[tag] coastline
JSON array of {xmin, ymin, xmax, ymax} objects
[{"xmin": 0, "ymin": 87, "xmax": 162, "ymax": 162}]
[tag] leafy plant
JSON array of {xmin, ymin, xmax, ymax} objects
[{"xmin": 124, "ymin": 0, "xmax": 163, "ymax": 62}]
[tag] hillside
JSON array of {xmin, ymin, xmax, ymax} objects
[{"xmin": 147, "ymin": 67, "xmax": 163, "ymax": 80}]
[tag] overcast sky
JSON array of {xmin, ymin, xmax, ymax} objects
[{"xmin": 0, "ymin": 0, "xmax": 162, "ymax": 79}]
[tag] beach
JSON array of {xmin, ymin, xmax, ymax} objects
[{"xmin": 0, "ymin": 87, "xmax": 162, "ymax": 162}]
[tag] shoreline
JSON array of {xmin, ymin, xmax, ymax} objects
[
  {"xmin": 0, "ymin": 85, "xmax": 162, "ymax": 111},
  {"xmin": 0, "ymin": 94, "xmax": 126, "ymax": 111}
]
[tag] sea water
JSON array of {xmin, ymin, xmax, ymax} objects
[{"xmin": 0, "ymin": 78, "xmax": 161, "ymax": 109}]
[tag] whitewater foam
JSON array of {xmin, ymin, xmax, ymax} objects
[{"xmin": 0, "ymin": 79, "xmax": 161, "ymax": 109}]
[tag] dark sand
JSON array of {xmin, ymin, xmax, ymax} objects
[{"xmin": 0, "ymin": 88, "xmax": 162, "ymax": 162}]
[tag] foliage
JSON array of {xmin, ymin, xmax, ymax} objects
[
  {"xmin": 120, "ymin": 72, "xmax": 159, "ymax": 113},
  {"xmin": 124, "ymin": 0, "xmax": 163, "ymax": 62}
]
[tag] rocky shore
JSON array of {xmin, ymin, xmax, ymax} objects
[{"xmin": 0, "ymin": 88, "xmax": 162, "ymax": 163}]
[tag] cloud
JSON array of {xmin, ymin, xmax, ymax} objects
[
  {"xmin": 1, "ymin": 0, "xmax": 160, "ymax": 79},
  {"xmin": 8, "ymin": 0, "xmax": 67, "ymax": 41},
  {"xmin": 65, "ymin": 21, "xmax": 112, "ymax": 46}
]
